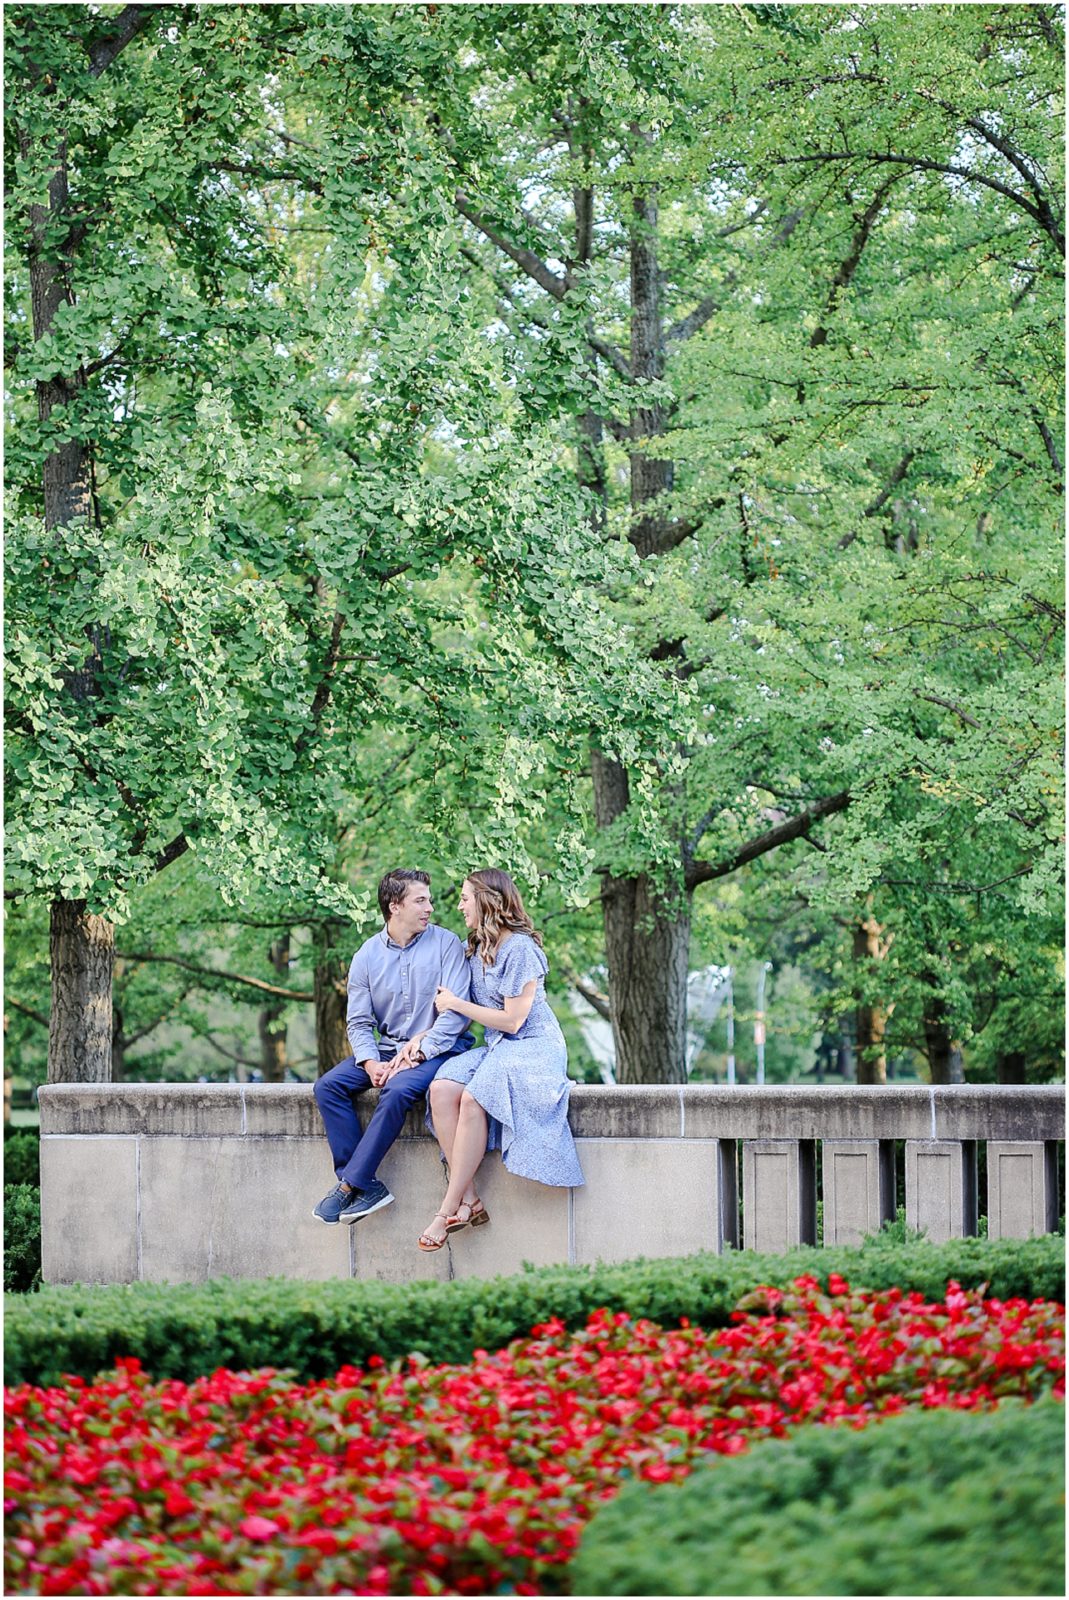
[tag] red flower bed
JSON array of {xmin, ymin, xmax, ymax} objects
[{"xmin": 5, "ymin": 1277, "xmax": 1064, "ymax": 1596}]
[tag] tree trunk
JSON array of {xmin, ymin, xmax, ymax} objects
[
  {"xmin": 853, "ymin": 914, "xmax": 890, "ymax": 1085},
  {"xmin": 314, "ymin": 920, "xmax": 350, "ymax": 1075},
  {"xmin": 591, "ymin": 749, "xmax": 690, "ymax": 1083},
  {"xmin": 23, "ymin": 96, "xmax": 115, "ymax": 1084},
  {"xmin": 997, "ymin": 1049, "xmax": 1027, "ymax": 1084},
  {"xmin": 111, "ymin": 1001, "xmax": 125, "ymax": 1082},
  {"xmin": 628, "ymin": 188, "xmax": 675, "ymax": 557},
  {"xmin": 48, "ymin": 899, "xmax": 114, "ymax": 1083},
  {"xmin": 584, "ymin": 180, "xmax": 693, "ymax": 1084},
  {"xmin": 258, "ymin": 934, "xmax": 290, "ymax": 1082},
  {"xmin": 921, "ymin": 970, "xmax": 965, "ymax": 1083},
  {"xmin": 836, "ymin": 1032, "xmax": 855, "ymax": 1081}
]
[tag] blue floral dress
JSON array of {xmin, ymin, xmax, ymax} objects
[{"xmin": 434, "ymin": 933, "xmax": 584, "ymax": 1188}]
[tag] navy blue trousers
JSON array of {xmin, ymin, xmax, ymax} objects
[{"xmin": 313, "ymin": 1046, "xmax": 466, "ymax": 1190}]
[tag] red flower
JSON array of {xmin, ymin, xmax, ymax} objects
[
  {"xmin": 238, "ymin": 1515, "xmax": 280, "ymax": 1541},
  {"xmin": 5, "ymin": 1279, "xmax": 1062, "ymax": 1596}
]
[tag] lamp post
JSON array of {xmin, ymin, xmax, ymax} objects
[{"xmin": 755, "ymin": 961, "xmax": 772, "ymax": 1085}]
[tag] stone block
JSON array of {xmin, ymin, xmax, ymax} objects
[
  {"xmin": 683, "ymin": 1087, "xmax": 934, "ymax": 1141},
  {"xmin": 41, "ymin": 1136, "xmax": 138, "ymax": 1284},
  {"xmin": 742, "ymin": 1140, "xmax": 817, "ymax": 1253},
  {"xmin": 139, "ymin": 1137, "xmax": 352, "ymax": 1282},
  {"xmin": 242, "ymin": 1084, "xmax": 322, "ymax": 1139},
  {"xmin": 930, "ymin": 1087, "xmax": 1064, "ymax": 1143},
  {"xmin": 572, "ymin": 1139, "xmax": 728, "ymax": 1267},
  {"xmin": 40, "ymin": 1083, "xmax": 243, "ymax": 1138},
  {"xmin": 986, "ymin": 1142, "xmax": 1060, "ymax": 1240},
  {"xmin": 905, "ymin": 1140, "xmax": 978, "ymax": 1243},
  {"xmin": 822, "ymin": 1140, "xmax": 895, "ymax": 1248},
  {"xmin": 351, "ymin": 1140, "xmax": 453, "ymax": 1285},
  {"xmin": 446, "ymin": 1156, "xmax": 571, "ymax": 1280},
  {"xmin": 568, "ymin": 1086, "xmax": 683, "ymax": 1140}
]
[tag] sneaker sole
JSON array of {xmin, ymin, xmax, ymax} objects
[
  {"xmin": 338, "ymin": 1192, "xmax": 396, "ymax": 1224},
  {"xmin": 311, "ymin": 1211, "xmax": 340, "ymax": 1225}
]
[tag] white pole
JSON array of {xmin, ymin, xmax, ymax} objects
[
  {"xmin": 726, "ymin": 969, "xmax": 736, "ymax": 1086},
  {"xmin": 755, "ymin": 961, "xmax": 772, "ymax": 1085}
]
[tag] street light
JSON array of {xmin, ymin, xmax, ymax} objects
[{"xmin": 755, "ymin": 961, "xmax": 772, "ymax": 1085}]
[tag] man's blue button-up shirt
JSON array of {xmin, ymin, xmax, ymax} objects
[{"xmin": 345, "ymin": 923, "xmax": 473, "ymax": 1063}]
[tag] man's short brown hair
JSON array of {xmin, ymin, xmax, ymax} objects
[{"xmin": 377, "ymin": 869, "xmax": 431, "ymax": 922}]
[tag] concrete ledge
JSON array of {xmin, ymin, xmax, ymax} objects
[
  {"xmin": 40, "ymin": 1082, "xmax": 1066, "ymax": 1141},
  {"xmin": 36, "ymin": 1083, "xmax": 1064, "ymax": 1285}
]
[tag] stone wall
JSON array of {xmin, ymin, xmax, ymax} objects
[{"xmin": 38, "ymin": 1083, "xmax": 1064, "ymax": 1286}]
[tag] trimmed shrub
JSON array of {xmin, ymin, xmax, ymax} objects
[
  {"xmin": 572, "ymin": 1397, "xmax": 1066, "ymax": 1597},
  {"xmin": 2, "ymin": 1128, "xmax": 40, "ymax": 1187},
  {"xmin": 3, "ymin": 1186, "xmax": 41, "ymax": 1294},
  {"xmin": 4, "ymin": 1232, "xmax": 1063, "ymax": 1385}
]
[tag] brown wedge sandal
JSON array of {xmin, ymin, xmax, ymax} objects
[{"xmin": 417, "ymin": 1212, "xmax": 450, "ymax": 1252}]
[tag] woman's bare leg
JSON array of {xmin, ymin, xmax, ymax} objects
[
  {"xmin": 429, "ymin": 1078, "xmax": 464, "ymax": 1165},
  {"xmin": 429, "ymin": 1079, "xmax": 480, "ymax": 1210},
  {"xmin": 421, "ymin": 1091, "xmax": 487, "ymax": 1245}
]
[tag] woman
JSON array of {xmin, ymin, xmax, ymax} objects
[{"xmin": 416, "ymin": 868, "xmax": 584, "ymax": 1251}]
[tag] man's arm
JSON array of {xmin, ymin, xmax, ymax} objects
[
  {"xmin": 415, "ymin": 935, "xmax": 473, "ymax": 1060},
  {"xmin": 345, "ymin": 950, "xmax": 381, "ymax": 1069}
]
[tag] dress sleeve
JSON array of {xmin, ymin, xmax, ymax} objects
[{"xmin": 498, "ymin": 935, "xmax": 549, "ymax": 997}]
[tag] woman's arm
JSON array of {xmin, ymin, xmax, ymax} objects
[{"xmin": 435, "ymin": 980, "xmax": 537, "ymax": 1035}]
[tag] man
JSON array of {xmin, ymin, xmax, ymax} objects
[{"xmin": 312, "ymin": 869, "xmax": 473, "ymax": 1224}]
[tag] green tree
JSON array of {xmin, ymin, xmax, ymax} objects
[
  {"xmin": 392, "ymin": 2, "xmax": 1062, "ymax": 1080},
  {"xmin": 5, "ymin": 4, "xmax": 679, "ymax": 1081}
]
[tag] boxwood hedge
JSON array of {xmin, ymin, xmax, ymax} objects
[
  {"xmin": 4, "ymin": 1232, "xmax": 1063, "ymax": 1386},
  {"xmin": 572, "ymin": 1396, "xmax": 1066, "ymax": 1596},
  {"xmin": 3, "ymin": 1186, "xmax": 41, "ymax": 1295},
  {"xmin": 3, "ymin": 1128, "xmax": 40, "ymax": 1188}
]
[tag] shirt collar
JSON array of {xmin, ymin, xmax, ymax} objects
[{"xmin": 380, "ymin": 924, "xmax": 432, "ymax": 951}]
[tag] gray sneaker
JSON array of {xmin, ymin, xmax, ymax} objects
[{"xmin": 338, "ymin": 1179, "xmax": 395, "ymax": 1223}]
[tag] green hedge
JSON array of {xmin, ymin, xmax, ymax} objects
[
  {"xmin": 5, "ymin": 1233, "xmax": 1063, "ymax": 1386},
  {"xmin": 3, "ymin": 1186, "xmax": 41, "ymax": 1295},
  {"xmin": 572, "ymin": 1396, "xmax": 1066, "ymax": 1596},
  {"xmin": 3, "ymin": 1128, "xmax": 40, "ymax": 1188}
]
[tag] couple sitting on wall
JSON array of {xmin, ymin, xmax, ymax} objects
[{"xmin": 313, "ymin": 867, "xmax": 584, "ymax": 1251}]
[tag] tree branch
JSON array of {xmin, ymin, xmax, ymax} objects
[
  {"xmin": 779, "ymin": 150, "xmax": 1063, "ymax": 254},
  {"xmin": 918, "ymin": 693, "xmax": 982, "ymax": 729},
  {"xmin": 6, "ymin": 997, "xmax": 50, "ymax": 1030},
  {"xmin": 153, "ymin": 834, "xmax": 189, "ymax": 875},
  {"xmin": 686, "ymin": 791, "xmax": 851, "ymax": 890},
  {"xmin": 1032, "ymin": 410, "xmax": 1064, "ymax": 484},
  {"xmin": 192, "ymin": 1028, "xmax": 260, "ymax": 1070},
  {"xmin": 124, "ymin": 1012, "xmax": 172, "ymax": 1049},
  {"xmin": 296, "ymin": 608, "xmax": 346, "ymax": 755},
  {"xmin": 116, "ymin": 951, "xmax": 315, "ymax": 1002},
  {"xmin": 458, "ymin": 240, "xmax": 631, "ymax": 380},
  {"xmin": 88, "ymin": 4, "xmax": 152, "ymax": 78},
  {"xmin": 572, "ymin": 978, "xmax": 612, "ymax": 1023},
  {"xmin": 454, "ymin": 189, "xmax": 568, "ymax": 300},
  {"xmin": 838, "ymin": 451, "xmax": 916, "ymax": 550},
  {"xmin": 210, "ymin": 158, "xmax": 324, "ymax": 195}
]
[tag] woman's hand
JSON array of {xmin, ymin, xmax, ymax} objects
[
  {"xmin": 390, "ymin": 1030, "xmax": 429, "ymax": 1073},
  {"xmin": 434, "ymin": 986, "xmax": 459, "ymax": 1015}
]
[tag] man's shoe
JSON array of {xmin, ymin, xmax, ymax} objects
[
  {"xmin": 338, "ymin": 1179, "xmax": 395, "ymax": 1223},
  {"xmin": 312, "ymin": 1184, "xmax": 354, "ymax": 1225}
]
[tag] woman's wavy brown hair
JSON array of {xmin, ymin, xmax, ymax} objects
[{"xmin": 464, "ymin": 868, "xmax": 543, "ymax": 967}]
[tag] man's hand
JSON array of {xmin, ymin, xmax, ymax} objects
[
  {"xmin": 396, "ymin": 1031, "xmax": 429, "ymax": 1068},
  {"xmin": 382, "ymin": 1032, "xmax": 430, "ymax": 1081},
  {"xmin": 365, "ymin": 1059, "xmax": 391, "ymax": 1088}
]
